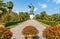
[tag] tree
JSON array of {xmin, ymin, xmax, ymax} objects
[
  {"xmin": 0, "ymin": 0, "xmax": 7, "ymax": 17},
  {"xmin": 0, "ymin": 0, "xmax": 7, "ymax": 23},
  {"xmin": 36, "ymin": 11, "xmax": 49, "ymax": 20},
  {"xmin": 36, "ymin": 14, "xmax": 40, "ymax": 19},
  {"xmin": 7, "ymin": 1, "xmax": 13, "ymax": 13},
  {"xmin": 51, "ymin": 14, "xmax": 60, "ymax": 21},
  {"xmin": 3, "ymin": 1, "xmax": 14, "ymax": 22},
  {"xmin": 0, "ymin": 0, "xmax": 4, "ymax": 8},
  {"xmin": 4, "ymin": 12, "xmax": 19, "ymax": 22},
  {"xmin": 40, "ymin": 11, "xmax": 48, "ymax": 20},
  {"xmin": 19, "ymin": 12, "xmax": 29, "ymax": 21}
]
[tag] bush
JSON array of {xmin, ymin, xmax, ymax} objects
[
  {"xmin": 36, "ymin": 19, "xmax": 42, "ymax": 22},
  {"xmin": 41, "ymin": 20, "xmax": 48, "ymax": 24},
  {"xmin": 47, "ymin": 21, "xmax": 58, "ymax": 26},
  {"xmin": 5, "ymin": 21, "xmax": 20, "ymax": 27},
  {"xmin": 0, "ymin": 27, "xmax": 13, "ymax": 39},
  {"xmin": 37, "ymin": 19, "xmax": 58, "ymax": 26},
  {"xmin": 22, "ymin": 25, "xmax": 39, "ymax": 36},
  {"xmin": 57, "ymin": 21, "xmax": 60, "ymax": 24},
  {"xmin": 43, "ymin": 26, "xmax": 60, "ymax": 39}
]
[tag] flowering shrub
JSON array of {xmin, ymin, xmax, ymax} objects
[
  {"xmin": 0, "ymin": 27, "xmax": 13, "ymax": 39},
  {"xmin": 22, "ymin": 25, "xmax": 39, "ymax": 36},
  {"xmin": 43, "ymin": 26, "xmax": 60, "ymax": 39}
]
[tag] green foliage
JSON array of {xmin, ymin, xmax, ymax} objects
[
  {"xmin": 51, "ymin": 14, "xmax": 60, "ymax": 21},
  {"xmin": 4, "ymin": 12, "xmax": 19, "ymax": 22},
  {"xmin": 0, "ymin": 8, "xmax": 7, "ymax": 15},
  {"xmin": 19, "ymin": 12, "xmax": 29, "ymax": 22},
  {"xmin": 0, "ymin": 0, "xmax": 6, "ymax": 8},
  {"xmin": 7, "ymin": 1, "xmax": 13, "ymax": 9},
  {"xmin": 5, "ymin": 21, "xmax": 20, "ymax": 27},
  {"xmin": 36, "ymin": 11, "xmax": 60, "ymax": 26},
  {"xmin": 0, "ymin": 10, "xmax": 3, "ymax": 14},
  {"xmin": 0, "ymin": 0, "xmax": 30, "ymax": 29}
]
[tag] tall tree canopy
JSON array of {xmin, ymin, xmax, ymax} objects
[{"xmin": 7, "ymin": 1, "xmax": 13, "ymax": 13}]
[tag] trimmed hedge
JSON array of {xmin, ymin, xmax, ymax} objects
[
  {"xmin": 37, "ymin": 19, "xmax": 58, "ymax": 26},
  {"xmin": 5, "ymin": 21, "xmax": 20, "ymax": 27}
]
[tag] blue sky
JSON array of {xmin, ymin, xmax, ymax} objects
[{"xmin": 4, "ymin": 0, "xmax": 60, "ymax": 15}]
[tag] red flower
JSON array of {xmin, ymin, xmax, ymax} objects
[
  {"xmin": 43, "ymin": 26, "xmax": 60, "ymax": 39},
  {"xmin": 0, "ymin": 27, "xmax": 13, "ymax": 39},
  {"xmin": 22, "ymin": 25, "xmax": 39, "ymax": 36}
]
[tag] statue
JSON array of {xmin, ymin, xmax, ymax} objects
[
  {"xmin": 28, "ymin": 3, "xmax": 34, "ymax": 19},
  {"xmin": 28, "ymin": 3, "xmax": 34, "ymax": 14}
]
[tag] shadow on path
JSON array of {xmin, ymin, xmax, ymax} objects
[
  {"xmin": 25, "ymin": 35, "xmax": 40, "ymax": 39},
  {"xmin": 33, "ymin": 35, "xmax": 40, "ymax": 39}
]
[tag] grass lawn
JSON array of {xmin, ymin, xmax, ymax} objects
[
  {"xmin": 36, "ymin": 20, "xmax": 50, "ymax": 27},
  {"xmin": 58, "ymin": 24, "xmax": 60, "ymax": 26},
  {"xmin": 0, "ymin": 22, "xmax": 21, "ymax": 29},
  {"xmin": 38, "ymin": 21, "xmax": 60, "ymax": 27},
  {"xmin": 7, "ymin": 23, "xmax": 21, "ymax": 29},
  {"xmin": 40, "ymin": 22, "xmax": 60, "ymax": 27},
  {"xmin": 7, "ymin": 25, "xmax": 16, "ymax": 29},
  {"xmin": 40, "ymin": 22, "xmax": 50, "ymax": 27},
  {"xmin": 0, "ymin": 20, "xmax": 26, "ymax": 29}
]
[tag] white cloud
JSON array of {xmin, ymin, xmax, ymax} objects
[
  {"xmin": 20, "ymin": 10, "xmax": 27, "ymax": 12},
  {"xmin": 39, "ymin": 3, "xmax": 47, "ymax": 9},
  {"xmin": 14, "ymin": 11, "xmax": 19, "ymax": 13},
  {"xmin": 53, "ymin": 0, "xmax": 60, "ymax": 4},
  {"xmin": 34, "ymin": 7, "xmax": 38, "ymax": 11}
]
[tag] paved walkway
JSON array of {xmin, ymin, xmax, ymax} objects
[{"xmin": 11, "ymin": 20, "xmax": 46, "ymax": 39}]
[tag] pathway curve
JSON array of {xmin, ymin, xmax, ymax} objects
[{"xmin": 11, "ymin": 20, "xmax": 46, "ymax": 39}]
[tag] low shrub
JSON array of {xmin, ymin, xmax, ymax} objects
[
  {"xmin": 0, "ymin": 27, "xmax": 13, "ymax": 39},
  {"xmin": 5, "ymin": 21, "xmax": 20, "ymax": 27},
  {"xmin": 37, "ymin": 19, "xmax": 58, "ymax": 26},
  {"xmin": 43, "ymin": 26, "xmax": 60, "ymax": 39},
  {"xmin": 57, "ymin": 21, "xmax": 60, "ymax": 24},
  {"xmin": 47, "ymin": 21, "xmax": 57, "ymax": 26},
  {"xmin": 22, "ymin": 25, "xmax": 39, "ymax": 36}
]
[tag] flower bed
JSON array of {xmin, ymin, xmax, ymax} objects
[
  {"xmin": 0, "ymin": 27, "xmax": 13, "ymax": 39},
  {"xmin": 22, "ymin": 25, "xmax": 39, "ymax": 36},
  {"xmin": 43, "ymin": 26, "xmax": 60, "ymax": 39}
]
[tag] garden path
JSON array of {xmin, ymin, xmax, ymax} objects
[{"xmin": 11, "ymin": 20, "xmax": 45, "ymax": 39}]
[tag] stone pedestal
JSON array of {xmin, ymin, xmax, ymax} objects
[
  {"xmin": 27, "ymin": 36, "xmax": 32, "ymax": 39},
  {"xmin": 29, "ymin": 14, "xmax": 34, "ymax": 20},
  {"xmin": 26, "ymin": 35, "xmax": 34, "ymax": 39}
]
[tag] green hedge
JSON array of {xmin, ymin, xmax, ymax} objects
[
  {"xmin": 47, "ymin": 21, "xmax": 58, "ymax": 26},
  {"xmin": 5, "ymin": 21, "xmax": 20, "ymax": 27},
  {"xmin": 42, "ymin": 20, "xmax": 58, "ymax": 26},
  {"xmin": 37, "ymin": 19, "xmax": 58, "ymax": 26}
]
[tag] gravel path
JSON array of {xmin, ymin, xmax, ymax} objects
[{"xmin": 11, "ymin": 20, "xmax": 46, "ymax": 39}]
